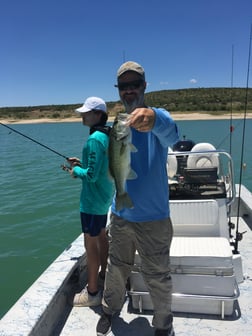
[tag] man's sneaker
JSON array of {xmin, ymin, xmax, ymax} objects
[
  {"xmin": 155, "ymin": 326, "xmax": 175, "ymax": 336},
  {"xmin": 73, "ymin": 286, "xmax": 101, "ymax": 307},
  {"xmin": 96, "ymin": 312, "xmax": 112, "ymax": 336}
]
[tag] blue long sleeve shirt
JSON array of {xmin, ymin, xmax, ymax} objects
[{"xmin": 111, "ymin": 108, "xmax": 179, "ymax": 222}]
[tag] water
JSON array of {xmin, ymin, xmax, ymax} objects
[{"xmin": 0, "ymin": 119, "xmax": 251, "ymax": 318}]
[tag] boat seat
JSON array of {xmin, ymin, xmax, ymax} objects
[
  {"xmin": 187, "ymin": 143, "xmax": 219, "ymax": 171},
  {"xmin": 129, "ymin": 237, "xmax": 238, "ymax": 317},
  {"xmin": 170, "ymin": 198, "xmax": 229, "ymax": 239},
  {"xmin": 167, "ymin": 147, "xmax": 178, "ymax": 182}
]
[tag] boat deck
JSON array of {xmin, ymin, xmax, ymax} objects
[{"xmin": 60, "ymin": 217, "xmax": 252, "ymax": 336}]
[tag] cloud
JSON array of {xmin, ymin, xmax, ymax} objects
[
  {"xmin": 189, "ymin": 78, "xmax": 197, "ymax": 84},
  {"xmin": 160, "ymin": 81, "xmax": 169, "ymax": 85}
]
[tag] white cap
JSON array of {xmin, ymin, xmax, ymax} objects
[{"xmin": 75, "ymin": 97, "xmax": 107, "ymax": 113}]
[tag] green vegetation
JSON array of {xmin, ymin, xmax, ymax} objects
[
  {"xmin": 144, "ymin": 88, "xmax": 252, "ymax": 114},
  {"xmin": 0, "ymin": 88, "xmax": 251, "ymax": 120}
]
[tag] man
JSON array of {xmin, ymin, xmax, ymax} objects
[
  {"xmin": 96, "ymin": 62, "xmax": 179, "ymax": 336},
  {"xmin": 67, "ymin": 97, "xmax": 114, "ymax": 307}
]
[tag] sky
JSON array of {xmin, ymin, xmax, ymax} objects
[{"xmin": 0, "ymin": 0, "xmax": 251, "ymax": 107}]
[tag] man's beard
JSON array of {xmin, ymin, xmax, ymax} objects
[{"xmin": 123, "ymin": 92, "xmax": 145, "ymax": 114}]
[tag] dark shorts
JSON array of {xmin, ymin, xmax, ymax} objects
[{"xmin": 80, "ymin": 212, "xmax": 108, "ymax": 237}]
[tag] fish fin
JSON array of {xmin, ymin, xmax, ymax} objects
[
  {"xmin": 120, "ymin": 143, "xmax": 127, "ymax": 156},
  {"xmin": 130, "ymin": 143, "xmax": 138, "ymax": 152},
  {"xmin": 127, "ymin": 168, "xmax": 137, "ymax": 180},
  {"xmin": 116, "ymin": 192, "xmax": 134, "ymax": 211}
]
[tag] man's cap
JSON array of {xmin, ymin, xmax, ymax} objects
[
  {"xmin": 75, "ymin": 97, "xmax": 107, "ymax": 113},
  {"xmin": 117, "ymin": 61, "xmax": 145, "ymax": 80}
]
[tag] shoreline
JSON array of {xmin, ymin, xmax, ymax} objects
[{"xmin": 1, "ymin": 112, "xmax": 252, "ymax": 124}]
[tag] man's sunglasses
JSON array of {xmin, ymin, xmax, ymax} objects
[{"xmin": 114, "ymin": 80, "xmax": 144, "ymax": 91}]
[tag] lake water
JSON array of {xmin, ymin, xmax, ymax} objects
[{"xmin": 0, "ymin": 119, "xmax": 251, "ymax": 318}]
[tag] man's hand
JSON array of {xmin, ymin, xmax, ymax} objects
[{"xmin": 127, "ymin": 108, "xmax": 155, "ymax": 132}]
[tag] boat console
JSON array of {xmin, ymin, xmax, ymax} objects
[
  {"xmin": 169, "ymin": 168, "xmax": 226, "ymax": 199},
  {"xmin": 167, "ymin": 141, "xmax": 235, "ymax": 202}
]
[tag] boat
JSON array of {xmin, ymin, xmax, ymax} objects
[{"xmin": 0, "ymin": 140, "xmax": 252, "ymax": 336}]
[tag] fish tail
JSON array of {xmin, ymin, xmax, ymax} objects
[{"xmin": 116, "ymin": 192, "xmax": 134, "ymax": 211}]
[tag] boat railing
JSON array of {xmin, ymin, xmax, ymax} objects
[
  {"xmin": 167, "ymin": 149, "xmax": 236, "ymax": 206},
  {"xmin": 128, "ymin": 281, "xmax": 240, "ymax": 319}
]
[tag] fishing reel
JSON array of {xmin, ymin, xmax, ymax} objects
[
  {"xmin": 236, "ymin": 231, "xmax": 247, "ymax": 241},
  {"xmin": 61, "ymin": 164, "xmax": 72, "ymax": 172}
]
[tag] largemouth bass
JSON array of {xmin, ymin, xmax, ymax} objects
[{"xmin": 109, "ymin": 113, "xmax": 137, "ymax": 211}]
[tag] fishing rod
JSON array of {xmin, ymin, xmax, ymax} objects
[
  {"xmin": 229, "ymin": 44, "xmax": 234, "ymax": 157},
  {"xmin": 0, "ymin": 122, "xmax": 69, "ymax": 160},
  {"xmin": 233, "ymin": 24, "xmax": 252, "ymax": 253},
  {"xmin": 226, "ymin": 45, "xmax": 235, "ymax": 239}
]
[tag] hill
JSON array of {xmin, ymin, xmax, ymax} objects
[{"xmin": 0, "ymin": 87, "xmax": 251, "ymax": 121}]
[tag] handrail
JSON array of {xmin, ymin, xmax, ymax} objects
[
  {"xmin": 167, "ymin": 149, "xmax": 236, "ymax": 206},
  {"xmin": 128, "ymin": 281, "xmax": 240, "ymax": 319}
]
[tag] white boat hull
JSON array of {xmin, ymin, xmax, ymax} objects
[{"xmin": 1, "ymin": 143, "xmax": 252, "ymax": 336}]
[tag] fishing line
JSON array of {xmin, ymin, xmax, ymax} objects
[
  {"xmin": 229, "ymin": 44, "xmax": 234, "ymax": 156},
  {"xmin": 0, "ymin": 122, "xmax": 69, "ymax": 160}
]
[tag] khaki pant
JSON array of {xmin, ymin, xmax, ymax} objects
[{"xmin": 102, "ymin": 213, "xmax": 173, "ymax": 330}]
